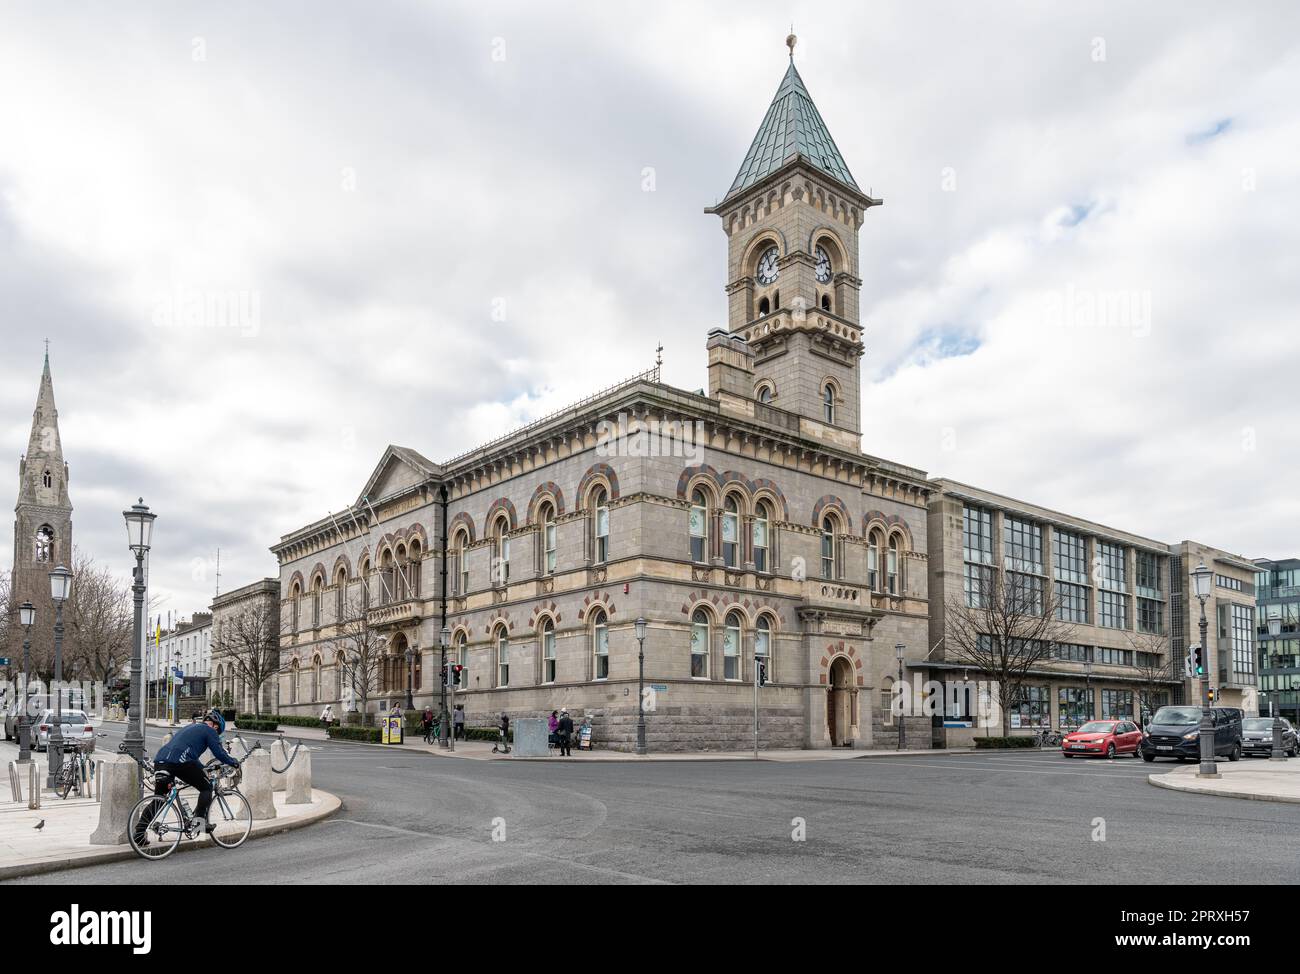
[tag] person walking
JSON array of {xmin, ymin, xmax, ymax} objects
[
  {"xmin": 547, "ymin": 710, "xmax": 559, "ymax": 749},
  {"xmin": 453, "ymin": 705, "xmax": 465, "ymax": 740},
  {"xmin": 556, "ymin": 709, "xmax": 574, "ymax": 757},
  {"xmin": 421, "ymin": 707, "xmax": 435, "ymax": 744},
  {"xmin": 320, "ymin": 704, "xmax": 335, "ymax": 731},
  {"xmin": 493, "ymin": 711, "xmax": 510, "ymax": 753}
]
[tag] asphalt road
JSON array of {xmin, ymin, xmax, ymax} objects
[{"xmin": 12, "ymin": 723, "xmax": 1299, "ymax": 884}]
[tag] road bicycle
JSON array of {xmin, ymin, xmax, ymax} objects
[
  {"xmin": 1032, "ymin": 728, "xmax": 1063, "ymax": 748},
  {"xmin": 126, "ymin": 760, "xmax": 252, "ymax": 860},
  {"xmin": 52, "ymin": 742, "xmax": 96, "ymax": 800}
]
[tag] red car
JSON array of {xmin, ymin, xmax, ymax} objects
[{"xmin": 1061, "ymin": 719, "xmax": 1143, "ymax": 758}]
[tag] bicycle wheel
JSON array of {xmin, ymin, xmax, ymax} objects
[
  {"xmin": 127, "ymin": 795, "xmax": 183, "ymax": 860},
  {"xmin": 208, "ymin": 789, "xmax": 253, "ymax": 849}
]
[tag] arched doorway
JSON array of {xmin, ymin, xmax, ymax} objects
[{"xmin": 827, "ymin": 657, "xmax": 855, "ymax": 746}]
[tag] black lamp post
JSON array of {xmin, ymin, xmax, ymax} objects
[
  {"xmin": 1191, "ymin": 561, "xmax": 1218, "ymax": 777},
  {"xmin": 439, "ymin": 625, "xmax": 451, "ymax": 750},
  {"xmin": 404, "ymin": 643, "xmax": 416, "ymax": 711},
  {"xmin": 171, "ymin": 648, "xmax": 181, "ymax": 724},
  {"xmin": 635, "ymin": 617, "xmax": 647, "ymax": 756},
  {"xmin": 895, "ymin": 642, "xmax": 906, "ymax": 750},
  {"xmin": 1267, "ymin": 616, "xmax": 1287, "ymax": 760},
  {"xmin": 122, "ymin": 498, "xmax": 156, "ymax": 766},
  {"xmin": 18, "ymin": 601, "xmax": 35, "ymax": 763},
  {"xmin": 45, "ymin": 564, "xmax": 73, "ymax": 789},
  {"xmin": 1084, "ymin": 658, "xmax": 1094, "ymax": 719}
]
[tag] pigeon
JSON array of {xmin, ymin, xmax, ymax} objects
[{"xmin": 34, "ymin": 819, "xmax": 44, "ymax": 831}]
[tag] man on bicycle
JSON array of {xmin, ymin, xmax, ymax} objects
[{"xmin": 150, "ymin": 708, "xmax": 240, "ymax": 835}]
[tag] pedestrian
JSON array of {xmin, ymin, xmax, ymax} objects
[
  {"xmin": 557, "ymin": 708, "xmax": 574, "ymax": 757},
  {"xmin": 453, "ymin": 705, "xmax": 465, "ymax": 740},
  {"xmin": 493, "ymin": 711, "xmax": 510, "ymax": 753},
  {"xmin": 421, "ymin": 707, "xmax": 435, "ymax": 743},
  {"xmin": 320, "ymin": 703, "xmax": 335, "ymax": 731},
  {"xmin": 547, "ymin": 710, "xmax": 559, "ymax": 748}
]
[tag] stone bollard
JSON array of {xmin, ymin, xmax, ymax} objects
[
  {"xmin": 285, "ymin": 747, "xmax": 312, "ymax": 805},
  {"xmin": 241, "ymin": 749, "xmax": 276, "ymax": 820},
  {"xmin": 270, "ymin": 739, "xmax": 288, "ymax": 792},
  {"xmin": 90, "ymin": 755, "xmax": 136, "ymax": 845}
]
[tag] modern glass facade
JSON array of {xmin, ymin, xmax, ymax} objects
[{"xmin": 1256, "ymin": 557, "xmax": 1300, "ymax": 722}]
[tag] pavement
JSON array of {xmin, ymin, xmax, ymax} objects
[
  {"xmin": 1149, "ymin": 755, "xmax": 1300, "ymax": 803},
  {"xmin": 0, "ymin": 736, "xmax": 339, "ymax": 880}
]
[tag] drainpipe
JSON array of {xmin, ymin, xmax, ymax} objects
[{"xmin": 438, "ymin": 483, "xmax": 450, "ymax": 746}]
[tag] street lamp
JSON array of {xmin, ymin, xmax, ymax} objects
[
  {"xmin": 1267, "ymin": 616, "xmax": 1286, "ymax": 760},
  {"xmin": 635, "ymin": 617, "xmax": 647, "ymax": 756},
  {"xmin": 1190, "ymin": 561, "xmax": 1218, "ymax": 777},
  {"xmin": 439, "ymin": 625, "xmax": 451, "ymax": 750},
  {"xmin": 895, "ymin": 642, "xmax": 907, "ymax": 750},
  {"xmin": 1083, "ymin": 658, "xmax": 1094, "ymax": 720},
  {"xmin": 46, "ymin": 564, "xmax": 72, "ymax": 789},
  {"xmin": 122, "ymin": 498, "xmax": 156, "ymax": 766},
  {"xmin": 172, "ymin": 648, "xmax": 182, "ymax": 725},
  {"xmin": 404, "ymin": 643, "xmax": 416, "ymax": 712},
  {"xmin": 18, "ymin": 602, "xmax": 35, "ymax": 763}
]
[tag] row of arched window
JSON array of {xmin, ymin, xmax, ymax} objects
[{"xmin": 287, "ymin": 538, "xmax": 425, "ymax": 631}]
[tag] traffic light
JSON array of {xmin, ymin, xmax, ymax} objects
[
  {"xmin": 1191, "ymin": 644, "xmax": 1204, "ymax": 676},
  {"xmin": 1207, "ymin": 687, "xmax": 1216, "ymax": 703},
  {"xmin": 756, "ymin": 659, "xmax": 768, "ymax": 687},
  {"xmin": 440, "ymin": 665, "xmax": 448, "ymax": 687},
  {"xmin": 451, "ymin": 664, "xmax": 463, "ymax": 686}
]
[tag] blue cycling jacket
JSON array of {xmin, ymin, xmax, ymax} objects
[{"xmin": 154, "ymin": 722, "xmax": 239, "ymax": 767}]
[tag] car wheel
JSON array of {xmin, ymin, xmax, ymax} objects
[
  {"xmin": 1289, "ymin": 746, "xmax": 1298, "ymax": 758},
  {"xmin": 1062, "ymin": 752, "xmax": 1072, "ymax": 758},
  {"xmin": 1228, "ymin": 743, "xmax": 1241, "ymax": 762},
  {"xmin": 1142, "ymin": 753, "xmax": 1155, "ymax": 763},
  {"xmin": 1105, "ymin": 743, "xmax": 1116, "ymax": 759}
]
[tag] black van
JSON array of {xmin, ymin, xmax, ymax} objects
[{"xmin": 1140, "ymin": 705, "xmax": 1243, "ymax": 763}]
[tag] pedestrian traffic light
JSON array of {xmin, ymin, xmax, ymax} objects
[
  {"xmin": 1191, "ymin": 644, "xmax": 1204, "ymax": 676},
  {"xmin": 451, "ymin": 664, "xmax": 463, "ymax": 686},
  {"xmin": 757, "ymin": 660, "xmax": 768, "ymax": 687}
]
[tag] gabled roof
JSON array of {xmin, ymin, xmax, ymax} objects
[
  {"xmin": 723, "ymin": 62, "xmax": 860, "ymax": 202},
  {"xmin": 355, "ymin": 445, "xmax": 440, "ymax": 507}
]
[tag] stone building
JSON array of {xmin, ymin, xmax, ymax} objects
[
  {"xmin": 210, "ymin": 579, "xmax": 280, "ymax": 714},
  {"xmin": 1167, "ymin": 541, "xmax": 1257, "ymax": 713},
  {"xmin": 7, "ymin": 352, "xmax": 73, "ymax": 670},
  {"xmin": 271, "ymin": 56, "xmax": 934, "ymax": 749}
]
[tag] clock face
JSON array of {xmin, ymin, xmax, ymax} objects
[
  {"xmin": 756, "ymin": 246, "xmax": 780, "ymax": 286},
  {"xmin": 815, "ymin": 246, "xmax": 832, "ymax": 283}
]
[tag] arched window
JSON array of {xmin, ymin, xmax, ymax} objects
[
  {"xmin": 867, "ymin": 529, "xmax": 883, "ymax": 591},
  {"xmin": 539, "ymin": 501, "xmax": 557, "ymax": 575},
  {"xmin": 495, "ymin": 627, "xmax": 509, "ymax": 687},
  {"xmin": 724, "ymin": 611, "xmax": 742, "ymax": 681},
  {"xmin": 820, "ymin": 293, "xmax": 831, "ymax": 311},
  {"xmin": 756, "ymin": 615, "xmax": 772, "ymax": 683},
  {"xmin": 689, "ymin": 488, "xmax": 709, "ymax": 563},
  {"xmin": 887, "ymin": 535, "xmax": 900, "ymax": 595},
  {"xmin": 756, "ymin": 383, "xmax": 773, "ymax": 405},
  {"xmin": 359, "ymin": 557, "xmax": 371, "ymax": 611},
  {"xmin": 290, "ymin": 581, "xmax": 302, "ymax": 632},
  {"xmin": 394, "ymin": 544, "xmax": 409, "ymax": 601},
  {"xmin": 823, "ymin": 383, "xmax": 836, "ymax": 424},
  {"xmin": 42, "ymin": 469, "xmax": 52, "ymax": 489},
  {"xmin": 379, "ymin": 549, "xmax": 395, "ymax": 604},
  {"xmin": 334, "ymin": 565, "xmax": 348, "ymax": 619},
  {"xmin": 592, "ymin": 609, "xmax": 609, "ymax": 680},
  {"xmin": 758, "ymin": 296, "xmax": 771, "ymax": 316},
  {"xmin": 311, "ymin": 575, "xmax": 323, "ymax": 627},
  {"xmin": 753, "ymin": 500, "xmax": 772, "ymax": 574},
  {"xmin": 452, "ymin": 530, "xmax": 469, "ymax": 595},
  {"xmin": 690, "ymin": 610, "xmax": 710, "ymax": 679},
  {"xmin": 722, "ymin": 495, "xmax": 741, "ymax": 568},
  {"xmin": 35, "ymin": 525, "xmax": 54, "ymax": 563},
  {"xmin": 311, "ymin": 656, "xmax": 322, "ymax": 702},
  {"xmin": 591, "ymin": 486, "xmax": 609, "ymax": 564},
  {"xmin": 455, "ymin": 631, "xmax": 469, "ymax": 688},
  {"xmin": 821, "ymin": 515, "xmax": 838, "ymax": 580},
  {"xmin": 409, "ymin": 539, "xmax": 422, "ymax": 597},
  {"xmin": 542, "ymin": 618, "xmax": 557, "ymax": 683},
  {"xmin": 492, "ymin": 515, "xmax": 511, "ymax": 586},
  {"xmin": 291, "ymin": 659, "xmax": 300, "ymax": 704}
]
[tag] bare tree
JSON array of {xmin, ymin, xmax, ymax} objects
[
  {"xmin": 327, "ymin": 591, "xmax": 385, "ymax": 719},
  {"xmin": 0, "ymin": 570, "xmax": 12, "ymax": 689},
  {"xmin": 945, "ymin": 570, "xmax": 1071, "ymax": 736},
  {"xmin": 1125, "ymin": 629, "xmax": 1177, "ymax": 722},
  {"xmin": 64, "ymin": 551, "xmax": 134, "ymax": 685},
  {"xmin": 215, "ymin": 598, "xmax": 280, "ymax": 717}
]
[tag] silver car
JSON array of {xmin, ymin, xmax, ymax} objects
[
  {"xmin": 31, "ymin": 709, "xmax": 95, "ymax": 752},
  {"xmin": 1242, "ymin": 716, "xmax": 1298, "ymax": 757}
]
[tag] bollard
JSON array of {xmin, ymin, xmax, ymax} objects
[
  {"xmin": 241, "ymin": 749, "xmax": 276, "ymax": 820},
  {"xmin": 27, "ymin": 762, "xmax": 39, "ymax": 810},
  {"xmin": 90, "ymin": 755, "xmax": 136, "ymax": 845},
  {"xmin": 9, "ymin": 761, "xmax": 22, "ymax": 803},
  {"xmin": 270, "ymin": 739, "xmax": 288, "ymax": 792},
  {"xmin": 285, "ymin": 748, "xmax": 312, "ymax": 804}
]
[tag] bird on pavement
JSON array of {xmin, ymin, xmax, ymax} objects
[{"xmin": 34, "ymin": 819, "xmax": 44, "ymax": 831}]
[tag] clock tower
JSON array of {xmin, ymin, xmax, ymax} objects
[{"xmin": 705, "ymin": 40, "xmax": 880, "ymax": 448}]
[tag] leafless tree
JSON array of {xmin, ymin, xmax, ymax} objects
[
  {"xmin": 1125, "ymin": 629, "xmax": 1177, "ymax": 721},
  {"xmin": 945, "ymin": 570, "xmax": 1071, "ymax": 736},
  {"xmin": 64, "ymin": 552, "xmax": 134, "ymax": 685},
  {"xmin": 0, "ymin": 570, "xmax": 12, "ymax": 686},
  {"xmin": 215, "ymin": 597, "xmax": 280, "ymax": 717},
  {"xmin": 327, "ymin": 591, "xmax": 385, "ymax": 718}
]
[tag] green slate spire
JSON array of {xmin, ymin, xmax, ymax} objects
[{"xmin": 724, "ymin": 61, "xmax": 860, "ymax": 202}]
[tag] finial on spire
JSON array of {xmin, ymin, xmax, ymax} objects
[
  {"xmin": 655, "ymin": 342, "xmax": 663, "ymax": 369},
  {"xmin": 44, "ymin": 338, "xmax": 50, "ymax": 367},
  {"xmin": 786, "ymin": 27, "xmax": 796, "ymax": 61}
]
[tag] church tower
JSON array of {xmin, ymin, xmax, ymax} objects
[
  {"xmin": 705, "ymin": 37, "xmax": 880, "ymax": 449},
  {"xmin": 9, "ymin": 350, "xmax": 73, "ymax": 661}
]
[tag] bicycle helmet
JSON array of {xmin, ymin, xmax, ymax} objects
[{"xmin": 204, "ymin": 709, "xmax": 226, "ymax": 734}]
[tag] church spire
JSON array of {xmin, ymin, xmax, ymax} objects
[{"xmin": 19, "ymin": 349, "xmax": 68, "ymax": 508}]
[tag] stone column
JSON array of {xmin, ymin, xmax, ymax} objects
[
  {"xmin": 285, "ymin": 748, "xmax": 312, "ymax": 805},
  {"xmin": 242, "ymin": 749, "xmax": 276, "ymax": 820},
  {"xmin": 90, "ymin": 754, "xmax": 137, "ymax": 845},
  {"xmin": 270, "ymin": 739, "xmax": 288, "ymax": 792}
]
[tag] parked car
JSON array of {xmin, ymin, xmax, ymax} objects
[
  {"xmin": 31, "ymin": 709, "xmax": 95, "ymax": 753},
  {"xmin": 1140, "ymin": 705, "xmax": 1242, "ymax": 763},
  {"xmin": 1061, "ymin": 719, "xmax": 1144, "ymax": 758},
  {"xmin": 1241, "ymin": 716, "xmax": 1299, "ymax": 758}
]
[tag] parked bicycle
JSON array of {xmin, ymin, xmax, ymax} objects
[
  {"xmin": 53, "ymin": 741, "xmax": 96, "ymax": 800},
  {"xmin": 126, "ymin": 759, "xmax": 252, "ymax": 860},
  {"xmin": 1032, "ymin": 728, "xmax": 1063, "ymax": 748}
]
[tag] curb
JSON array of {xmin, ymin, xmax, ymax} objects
[
  {"xmin": 1148, "ymin": 771, "xmax": 1300, "ymax": 804},
  {"xmin": 0, "ymin": 790, "xmax": 342, "ymax": 881}
]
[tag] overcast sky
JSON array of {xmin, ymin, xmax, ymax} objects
[{"xmin": 2, "ymin": 0, "xmax": 1297, "ymax": 619}]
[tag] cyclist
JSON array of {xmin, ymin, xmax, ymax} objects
[{"xmin": 145, "ymin": 709, "xmax": 240, "ymax": 838}]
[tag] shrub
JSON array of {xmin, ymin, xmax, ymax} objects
[
  {"xmin": 267, "ymin": 714, "xmax": 331, "ymax": 729},
  {"xmin": 974, "ymin": 735, "xmax": 1038, "ymax": 749},
  {"xmin": 235, "ymin": 717, "xmax": 279, "ymax": 732},
  {"xmin": 464, "ymin": 727, "xmax": 512, "ymax": 743},
  {"xmin": 327, "ymin": 725, "xmax": 382, "ymax": 743}
]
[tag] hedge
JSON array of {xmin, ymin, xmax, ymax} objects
[
  {"xmin": 327, "ymin": 725, "xmax": 382, "ymax": 743},
  {"xmin": 465, "ymin": 727, "xmax": 512, "ymax": 743},
  {"xmin": 236, "ymin": 719, "xmax": 279, "ymax": 733},
  {"xmin": 974, "ymin": 736, "xmax": 1038, "ymax": 749}
]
